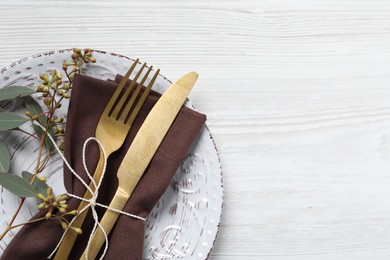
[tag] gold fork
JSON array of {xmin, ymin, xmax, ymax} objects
[
  {"xmin": 53, "ymin": 59, "xmax": 160, "ymax": 260},
  {"xmin": 81, "ymin": 72, "xmax": 198, "ymax": 260}
]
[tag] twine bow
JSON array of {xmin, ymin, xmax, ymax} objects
[{"xmin": 33, "ymin": 122, "xmax": 145, "ymax": 260}]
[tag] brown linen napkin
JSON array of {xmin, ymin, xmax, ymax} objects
[{"xmin": 1, "ymin": 73, "xmax": 206, "ymax": 260}]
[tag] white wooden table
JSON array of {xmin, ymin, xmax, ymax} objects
[{"xmin": 2, "ymin": 0, "xmax": 390, "ymax": 259}]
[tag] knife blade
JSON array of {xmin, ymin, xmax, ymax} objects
[{"xmin": 80, "ymin": 71, "xmax": 199, "ymax": 259}]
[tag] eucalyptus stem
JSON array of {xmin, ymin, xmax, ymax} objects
[
  {"xmin": 30, "ymin": 111, "xmax": 54, "ymax": 183},
  {"xmin": 16, "ymin": 128, "xmax": 40, "ymax": 142},
  {"xmin": 0, "ymin": 197, "xmax": 25, "ymax": 241},
  {"xmin": 0, "ymin": 216, "xmax": 46, "ymax": 240},
  {"xmin": 38, "ymin": 151, "xmax": 52, "ymax": 173}
]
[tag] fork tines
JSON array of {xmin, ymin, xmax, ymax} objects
[{"xmin": 108, "ymin": 60, "xmax": 160, "ymax": 125}]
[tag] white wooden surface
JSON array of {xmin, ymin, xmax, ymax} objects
[{"xmin": 2, "ymin": 0, "xmax": 390, "ymax": 259}]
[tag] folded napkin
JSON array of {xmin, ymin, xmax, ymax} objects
[{"xmin": 1, "ymin": 73, "xmax": 206, "ymax": 259}]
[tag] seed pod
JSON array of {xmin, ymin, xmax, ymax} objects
[
  {"xmin": 89, "ymin": 57, "xmax": 96, "ymax": 63},
  {"xmin": 45, "ymin": 211, "xmax": 52, "ymax": 219},
  {"xmin": 68, "ymin": 210, "xmax": 78, "ymax": 215},
  {"xmin": 62, "ymin": 64, "xmax": 68, "ymax": 71},
  {"xmin": 61, "ymin": 221, "xmax": 68, "ymax": 230},
  {"xmin": 38, "ymin": 202, "xmax": 46, "ymax": 210},
  {"xmin": 57, "ymin": 194, "xmax": 68, "ymax": 201},
  {"xmin": 25, "ymin": 111, "xmax": 33, "ymax": 118},
  {"xmin": 71, "ymin": 227, "xmax": 83, "ymax": 235},
  {"xmin": 36, "ymin": 193, "xmax": 46, "ymax": 201},
  {"xmin": 37, "ymin": 175, "xmax": 47, "ymax": 182},
  {"xmin": 60, "ymin": 204, "xmax": 68, "ymax": 209},
  {"xmin": 71, "ymin": 53, "xmax": 78, "ymax": 61},
  {"xmin": 39, "ymin": 74, "xmax": 49, "ymax": 81},
  {"xmin": 73, "ymin": 47, "xmax": 81, "ymax": 54},
  {"xmin": 44, "ymin": 97, "xmax": 52, "ymax": 106},
  {"xmin": 62, "ymin": 83, "xmax": 70, "ymax": 90}
]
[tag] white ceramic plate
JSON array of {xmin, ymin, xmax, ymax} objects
[{"xmin": 0, "ymin": 50, "xmax": 223, "ymax": 259}]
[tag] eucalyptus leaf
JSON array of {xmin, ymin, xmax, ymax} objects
[
  {"xmin": 21, "ymin": 171, "xmax": 49, "ymax": 196},
  {"xmin": 0, "ymin": 139, "xmax": 10, "ymax": 173},
  {"xmin": 0, "ymin": 112, "xmax": 29, "ymax": 130},
  {"xmin": 24, "ymin": 96, "xmax": 45, "ymax": 125},
  {"xmin": 0, "ymin": 100, "xmax": 9, "ymax": 110},
  {"xmin": 0, "ymin": 173, "xmax": 37, "ymax": 197},
  {"xmin": 23, "ymin": 96, "xmax": 53, "ymax": 150},
  {"xmin": 0, "ymin": 98, "xmax": 23, "ymax": 111},
  {"xmin": 0, "ymin": 86, "xmax": 35, "ymax": 101}
]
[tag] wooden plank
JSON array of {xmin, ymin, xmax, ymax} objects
[{"xmin": 1, "ymin": 0, "xmax": 390, "ymax": 259}]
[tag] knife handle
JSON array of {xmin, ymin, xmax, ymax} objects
[
  {"xmin": 53, "ymin": 149, "xmax": 106, "ymax": 260},
  {"xmin": 80, "ymin": 190, "xmax": 129, "ymax": 260}
]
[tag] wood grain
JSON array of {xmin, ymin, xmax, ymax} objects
[{"xmin": 2, "ymin": 0, "xmax": 390, "ymax": 259}]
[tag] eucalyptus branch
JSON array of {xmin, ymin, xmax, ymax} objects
[
  {"xmin": 0, "ymin": 216, "xmax": 46, "ymax": 240},
  {"xmin": 0, "ymin": 197, "xmax": 25, "ymax": 241},
  {"xmin": 0, "ymin": 48, "xmax": 96, "ymax": 241},
  {"xmin": 16, "ymin": 128, "xmax": 40, "ymax": 142}
]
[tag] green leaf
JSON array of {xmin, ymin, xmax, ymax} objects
[
  {"xmin": 0, "ymin": 86, "xmax": 35, "ymax": 101},
  {"xmin": 33, "ymin": 124, "xmax": 54, "ymax": 151},
  {"xmin": 0, "ymin": 112, "xmax": 29, "ymax": 130},
  {"xmin": 23, "ymin": 96, "xmax": 53, "ymax": 150},
  {"xmin": 21, "ymin": 171, "xmax": 49, "ymax": 196},
  {"xmin": 0, "ymin": 173, "xmax": 37, "ymax": 197},
  {"xmin": 0, "ymin": 139, "xmax": 10, "ymax": 173},
  {"xmin": 24, "ymin": 96, "xmax": 45, "ymax": 125},
  {"xmin": 0, "ymin": 98, "xmax": 23, "ymax": 111}
]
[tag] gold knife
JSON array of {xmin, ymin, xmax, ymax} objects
[{"xmin": 80, "ymin": 72, "xmax": 199, "ymax": 259}]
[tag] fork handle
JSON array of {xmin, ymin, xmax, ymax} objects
[
  {"xmin": 80, "ymin": 190, "xmax": 130, "ymax": 260},
  {"xmin": 53, "ymin": 149, "xmax": 106, "ymax": 260}
]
